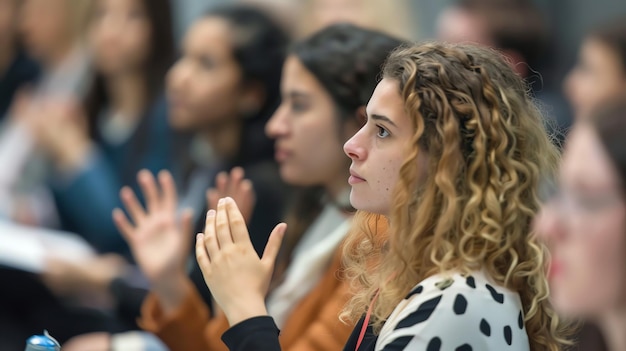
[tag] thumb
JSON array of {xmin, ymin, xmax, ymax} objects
[{"xmin": 261, "ymin": 223, "xmax": 287, "ymax": 267}]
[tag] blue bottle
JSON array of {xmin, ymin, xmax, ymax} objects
[{"xmin": 25, "ymin": 330, "xmax": 61, "ymax": 351}]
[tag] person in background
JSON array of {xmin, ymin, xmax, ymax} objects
[
  {"xmin": 0, "ymin": 0, "xmax": 92, "ymax": 228},
  {"xmin": 436, "ymin": 0, "xmax": 571, "ymax": 139},
  {"xmin": 0, "ymin": 0, "xmax": 39, "ymax": 118},
  {"xmin": 195, "ymin": 42, "xmax": 574, "ymax": 351},
  {"xmin": 564, "ymin": 15, "xmax": 626, "ymax": 121},
  {"xmin": 25, "ymin": 0, "xmax": 178, "ymax": 255},
  {"xmin": 536, "ymin": 97, "xmax": 626, "ymax": 351}
]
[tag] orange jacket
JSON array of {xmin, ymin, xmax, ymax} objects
[{"xmin": 139, "ymin": 248, "xmax": 354, "ymax": 351}]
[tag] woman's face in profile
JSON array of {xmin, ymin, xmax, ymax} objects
[
  {"xmin": 266, "ymin": 55, "xmax": 358, "ymax": 190},
  {"xmin": 166, "ymin": 17, "xmax": 245, "ymax": 131},
  {"xmin": 537, "ymin": 124, "xmax": 626, "ymax": 318}
]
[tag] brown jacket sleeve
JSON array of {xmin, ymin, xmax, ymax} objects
[
  {"xmin": 138, "ymin": 277, "xmax": 239, "ymax": 351},
  {"xmin": 138, "ymin": 277, "xmax": 213, "ymax": 351}
]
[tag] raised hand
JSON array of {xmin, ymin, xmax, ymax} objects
[
  {"xmin": 28, "ymin": 97, "xmax": 92, "ymax": 171},
  {"xmin": 113, "ymin": 170, "xmax": 193, "ymax": 311},
  {"xmin": 206, "ymin": 167, "xmax": 256, "ymax": 223},
  {"xmin": 195, "ymin": 197, "xmax": 286, "ymax": 326}
]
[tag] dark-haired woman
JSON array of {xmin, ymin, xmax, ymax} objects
[{"xmin": 29, "ymin": 0, "xmax": 178, "ymax": 255}]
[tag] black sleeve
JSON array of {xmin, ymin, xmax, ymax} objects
[
  {"xmin": 221, "ymin": 316, "xmax": 282, "ymax": 351},
  {"xmin": 109, "ymin": 277, "xmax": 149, "ymax": 329}
]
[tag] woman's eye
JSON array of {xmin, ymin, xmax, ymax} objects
[
  {"xmin": 377, "ymin": 126, "xmax": 390, "ymax": 138},
  {"xmin": 291, "ymin": 101, "xmax": 308, "ymax": 112}
]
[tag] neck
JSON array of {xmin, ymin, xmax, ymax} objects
[
  {"xmin": 598, "ymin": 307, "xmax": 626, "ymax": 351},
  {"xmin": 201, "ymin": 121, "xmax": 242, "ymax": 161},
  {"xmin": 106, "ymin": 71, "xmax": 147, "ymax": 119}
]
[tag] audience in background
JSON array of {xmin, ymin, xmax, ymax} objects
[
  {"xmin": 61, "ymin": 4, "xmax": 290, "ymax": 350},
  {"xmin": 0, "ymin": 0, "xmax": 92, "ymax": 229},
  {"xmin": 436, "ymin": 0, "xmax": 571, "ymax": 137},
  {"xmin": 25, "ymin": 0, "xmax": 180, "ymax": 255}
]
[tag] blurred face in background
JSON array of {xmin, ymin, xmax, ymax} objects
[
  {"xmin": 536, "ymin": 124, "xmax": 626, "ymax": 318},
  {"xmin": 266, "ymin": 55, "xmax": 358, "ymax": 189},
  {"xmin": 167, "ymin": 17, "xmax": 247, "ymax": 131},
  {"xmin": 565, "ymin": 37, "xmax": 626, "ymax": 121},
  {"xmin": 19, "ymin": 0, "xmax": 73, "ymax": 64},
  {"xmin": 89, "ymin": 0, "xmax": 151, "ymax": 76}
]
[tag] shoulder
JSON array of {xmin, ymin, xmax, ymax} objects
[{"xmin": 376, "ymin": 271, "xmax": 530, "ymax": 350}]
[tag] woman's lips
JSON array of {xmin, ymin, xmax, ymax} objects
[{"xmin": 349, "ymin": 170, "xmax": 365, "ymax": 184}]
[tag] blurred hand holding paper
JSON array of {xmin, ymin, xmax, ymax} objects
[{"xmin": 0, "ymin": 220, "xmax": 94, "ymax": 273}]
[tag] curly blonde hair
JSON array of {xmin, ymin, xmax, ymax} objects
[{"xmin": 341, "ymin": 42, "xmax": 573, "ymax": 350}]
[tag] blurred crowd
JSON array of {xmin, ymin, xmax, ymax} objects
[{"xmin": 0, "ymin": 0, "xmax": 624, "ymax": 350}]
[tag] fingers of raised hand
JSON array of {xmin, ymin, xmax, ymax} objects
[
  {"xmin": 137, "ymin": 170, "xmax": 159, "ymax": 212},
  {"xmin": 195, "ymin": 233, "xmax": 211, "ymax": 276},
  {"xmin": 227, "ymin": 167, "xmax": 245, "ymax": 195},
  {"xmin": 224, "ymin": 197, "xmax": 250, "ymax": 244},
  {"xmin": 119, "ymin": 186, "xmax": 146, "ymax": 224},
  {"xmin": 203, "ymin": 209, "xmax": 220, "ymax": 257},
  {"xmin": 112, "ymin": 208, "xmax": 134, "ymax": 241},
  {"xmin": 215, "ymin": 198, "xmax": 234, "ymax": 248},
  {"xmin": 158, "ymin": 170, "xmax": 178, "ymax": 212}
]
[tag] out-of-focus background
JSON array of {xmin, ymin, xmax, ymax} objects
[{"xmin": 0, "ymin": 0, "xmax": 623, "ymax": 350}]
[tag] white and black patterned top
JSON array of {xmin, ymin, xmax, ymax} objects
[{"xmin": 376, "ymin": 271, "xmax": 529, "ymax": 351}]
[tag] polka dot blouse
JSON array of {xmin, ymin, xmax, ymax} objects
[{"xmin": 376, "ymin": 271, "xmax": 529, "ymax": 351}]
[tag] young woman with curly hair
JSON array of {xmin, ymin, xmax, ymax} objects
[{"xmin": 195, "ymin": 42, "xmax": 573, "ymax": 351}]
